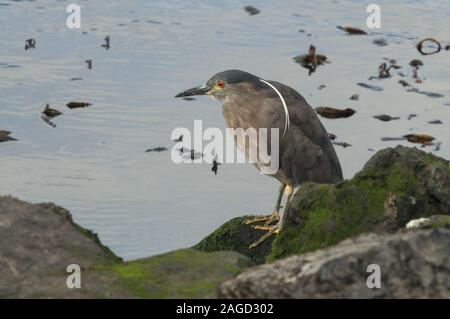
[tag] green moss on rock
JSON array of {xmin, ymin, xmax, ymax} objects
[
  {"xmin": 269, "ymin": 146, "xmax": 450, "ymax": 261},
  {"xmin": 194, "ymin": 216, "xmax": 274, "ymax": 264},
  {"xmin": 106, "ymin": 248, "xmax": 253, "ymax": 298}
]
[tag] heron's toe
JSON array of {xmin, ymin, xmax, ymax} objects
[
  {"xmin": 243, "ymin": 215, "xmax": 271, "ymax": 225},
  {"xmin": 249, "ymin": 225, "xmax": 280, "ymax": 249}
]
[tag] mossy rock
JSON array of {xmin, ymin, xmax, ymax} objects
[
  {"xmin": 194, "ymin": 216, "xmax": 274, "ymax": 264},
  {"xmin": 269, "ymin": 146, "xmax": 450, "ymax": 261},
  {"xmin": 102, "ymin": 248, "xmax": 253, "ymax": 298}
]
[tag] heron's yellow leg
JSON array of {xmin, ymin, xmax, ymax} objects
[
  {"xmin": 243, "ymin": 185, "xmax": 285, "ymax": 225},
  {"xmin": 249, "ymin": 185, "xmax": 294, "ymax": 249}
]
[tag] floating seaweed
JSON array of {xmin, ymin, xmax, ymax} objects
[
  {"xmin": 101, "ymin": 36, "xmax": 110, "ymax": 50},
  {"xmin": 409, "ymin": 59, "xmax": 423, "ymax": 80},
  {"xmin": 373, "ymin": 38, "xmax": 388, "ymax": 47},
  {"xmin": 173, "ymin": 135, "xmax": 183, "ymax": 142},
  {"xmin": 293, "ymin": 45, "xmax": 328, "ymax": 76},
  {"xmin": 24, "ymin": 38, "xmax": 36, "ymax": 50},
  {"xmin": 349, "ymin": 94, "xmax": 359, "ymax": 101},
  {"xmin": 337, "ymin": 26, "xmax": 367, "ymax": 35},
  {"xmin": 85, "ymin": 60, "xmax": 92, "ymax": 69},
  {"xmin": 357, "ymin": 82, "xmax": 383, "ymax": 91},
  {"xmin": 428, "ymin": 119, "xmax": 443, "ymax": 124},
  {"xmin": 407, "ymin": 114, "xmax": 417, "ymax": 120},
  {"xmin": 315, "ymin": 107, "xmax": 356, "ymax": 119},
  {"xmin": 211, "ymin": 158, "xmax": 221, "ymax": 175},
  {"xmin": 434, "ymin": 142, "xmax": 442, "ymax": 151},
  {"xmin": 378, "ymin": 62, "xmax": 391, "ymax": 79},
  {"xmin": 66, "ymin": 102, "xmax": 91, "ymax": 109},
  {"xmin": 244, "ymin": 6, "xmax": 260, "ymax": 15},
  {"xmin": 381, "ymin": 137, "xmax": 405, "ymax": 142},
  {"xmin": 407, "ymin": 88, "xmax": 444, "ymax": 98},
  {"xmin": 403, "ymin": 134, "xmax": 435, "ymax": 145},
  {"xmin": 182, "ymin": 97, "xmax": 196, "ymax": 101},
  {"xmin": 42, "ymin": 104, "xmax": 62, "ymax": 118},
  {"xmin": 40, "ymin": 115, "xmax": 57, "ymax": 128},
  {"xmin": 145, "ymin": 147, "xmax": 168, "ymax": 152},
  {"xmin": 0, "ymin": 130, "xmax": 17, "ymax": 143},
  {"xmin": 398, "ymin": 80, "xmax": 411, "ymax": 87},
  {"xmin": 333, "ymin": 141, "xmax": 351, "ymax": 148},
  {"xmin": 373, "ymin": 114, "xmax": 400, "ymax": 122}
]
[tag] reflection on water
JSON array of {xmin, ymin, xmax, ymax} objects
[{"xmin": 0, "ymin": 0, "xmax": 449, "ymax": 260}]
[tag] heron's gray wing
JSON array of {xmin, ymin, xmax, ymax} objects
[{"xmin": 266, "ymin": 81, "xmax": 343, "ymax": 183}]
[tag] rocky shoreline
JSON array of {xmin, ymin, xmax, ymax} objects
[{"xmin": 1, "ymin": 146, "xmax": 449, "ymax": 298}]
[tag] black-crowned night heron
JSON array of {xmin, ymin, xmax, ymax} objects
[{"xmin": 176, "ymin": 70, "xmax": 343, "ymax": 248}]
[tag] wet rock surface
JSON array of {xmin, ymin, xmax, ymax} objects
[
  {"xmin": 219, "ymin": 229, "xmax": 450, "ymax": 298},
  {"xmin": 0, "ymin": 196, "xmax": 253, "ymax": 298}
]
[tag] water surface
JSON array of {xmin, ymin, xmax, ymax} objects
[{"xmin": 1, "ymin": 0, "xmax": 449, "ymax": 260}]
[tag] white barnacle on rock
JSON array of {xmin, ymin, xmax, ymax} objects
[{"xmin": 406, "ymin": 218, "xmax": 432, "ymax": 229}]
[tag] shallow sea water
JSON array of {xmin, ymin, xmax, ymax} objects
[{"xmin": 0, "ymin": 0, "xmax": 449, "ymax": 259}]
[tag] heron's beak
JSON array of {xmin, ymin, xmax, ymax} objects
[{"xmin": 175, "ymin": 85, "xmax": 211, "ymax": 98}]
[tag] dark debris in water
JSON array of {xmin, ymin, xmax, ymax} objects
[
  {"xmin": 333, "ymin": 141, "xmax": 351, "ymax": 148},
  {"xmin": 349, "ymin": 94, "xmax": 359, "ymax": 101},
  {"xmin": 428, "ymin": 119, "xmax": 443, "ymax": 125},
  {"xmin": 381, "ymin": 137, "xmax": 406, "ymax": 142},
  {"xmin": 182, "ymin": 97, "xmax": 196, "ymax": 101},
  {"xmin": 40, "ymin": 115, "xmax": 57, "ymax": 128},
  {"xmin": 416, "ymin": 38, "xmax": 441, "ymax": 55},
  {"xmin": 0, "ymin": 130, "xmax": 17, "ymax": 143},
  {"xmin": 101, "ymin": 36, "xmax": 110, "ymax": 50},
  {"xmin": 407, "ymin": 88, "xmax": 444, "ymax": 98},
  {"xmin": 42, "ymin": 104, "xmax": 62, "ymax": 118},
  {"xmin": 25, "ymin": 38, "xmax": 36, "ymax": 51},
  {"xmin": 66, "ymin": 102, "xmax": 91, "ymax": 109},
  {"xmin": 173, "ymin": 135, "xmax": 183, "ymax": 142},
  {"xmin": 244, "ymin": 6, "xmax": 260, "ymax": 16},
  {"xmin": 145, "ymin": 147, "xmax": 168, "ymax": 153},
  {"xmin": 373, "ymin": 38, "xmax": 388, "ymax": 47},
  {"xmin": 434, "ymin": 142, "xmax": 442, "ymax": 152},
  {"xmin": 357, "ymin": 82, "xmax": 383, "ymax": 91},
  {"xmin": 328, "ymin": 133, "xmax": 337, "ymax": 140},
  {"xmin": 337, "ymin": 26, "xmax": 367, "ymax": 35},
  {"xmin": 373, "ymin": 114, "xmax": 400, "ymax": 122},
  {"xmin": 315, "ymin": 107, "xmax": 356, "ymax": 119},
  {"xmin": 293, "ymin": 45, "xmax": 328, "ymax": 76},
  {"xmin": 211, "ymin": 158, "xmax": 221, "ymax": 175},
  {"xmin": 404, "ymin": 134, "xmax": 435, "ymax": 145},
  {"xmin": 408, "ymin": 114, "xmax": 417, "ymax": 120}
]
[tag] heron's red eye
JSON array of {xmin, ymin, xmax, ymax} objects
[{"xmin": 217, "ymin": 80, "xmax": 225, "ymax": 89}]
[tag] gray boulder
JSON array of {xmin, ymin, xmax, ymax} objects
[{"xmin": 219, "ymin": 229, "xmax": 450, "ymax": 298}]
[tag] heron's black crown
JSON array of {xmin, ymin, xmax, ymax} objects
[{"xmin": 206, "ymin": 69, "xmax": 264, "ymax": 87}]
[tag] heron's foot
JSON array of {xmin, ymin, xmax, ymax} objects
[
  {"xmin": 243, "ymin": 211, "xmax": 280, "ymax": 226},
  {"xmin": 264, "ymin": 211, "xmax": 280, "ymax": 226},
  {"xmin": 249, "ymin": 224, "xmax": 280, "ymax": 249}
]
